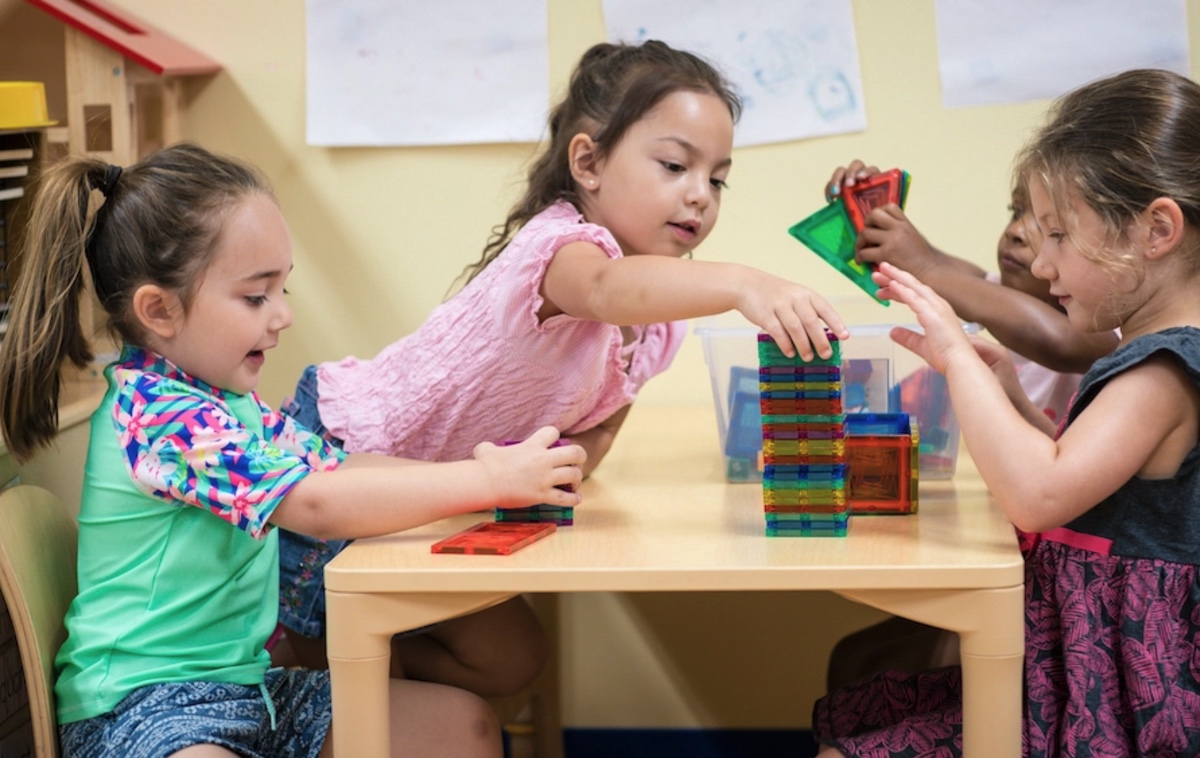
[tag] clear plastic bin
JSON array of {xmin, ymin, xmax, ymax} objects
[{"xmin": 695, "ymin": 310, "xmax": 976, "ymax": 482}]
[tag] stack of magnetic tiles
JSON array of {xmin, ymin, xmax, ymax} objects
[{"xmin": 758, "ymin": 332, "xmax": 848, "ymax": 537}]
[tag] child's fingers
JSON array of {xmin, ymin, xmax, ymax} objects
[
  {"xmin": 776, "ymin": 322, "xmax": 829, "ymax": 363},
  {"xmin": 873, "ymin": 263, "xmax": 928, "ymax": 305},
  {"xmin": 551, "ymin": 466, "xmax": 585, "ymax": 503},
  {"xmin": 827, "ymin": 160, "xmax": 878, "ymax": 201},
  {"xmin": 767, "ymin": 297, "xmax": 849, "ymax": 362},
  {"xmin": 525, "ymin": 425, "xmax": 563, "ymax": 448},
  {"xmin": 810, "ymin": 296, "xmax": 849, "ymax": 342},
  {"xmin": 866, "ymin": 204, "xmax": 905, "ymax": 229},
  {"xmin": 889, "ymin": 326, "xmax": 927, "ymax": 359},
  {"xmin": 876, "ymin": 261, "xmax": 919, "ymax": 288},
  {"xmin": 804, "ymin": 325, "xmax": 835, "ymax": 362},
  {"xmin": 551, "ymin": 441, "xmax": 588, "ymax": 469}
]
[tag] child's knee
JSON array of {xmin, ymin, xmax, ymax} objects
[
  {"xmin": 500, "ymin": 619, "xmax": 549, "ymax": 688},
  {"xmin": 462, "ymin": 691, "xmax": 502, "ymax": 745},
  {"xmin": 392, "ymin": 684, "xmax": 502, "ymax": 757}
]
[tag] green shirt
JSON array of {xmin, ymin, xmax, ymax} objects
[{"xmin": 55, "ymin": 347, "xmax": 345, "ymax": 723}]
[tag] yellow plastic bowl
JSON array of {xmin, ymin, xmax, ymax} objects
[{"xmin": 0, "ymin": 82, "xmax": 58, "ymax": 130}]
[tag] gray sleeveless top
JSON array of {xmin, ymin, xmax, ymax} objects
[{"xmin": 1063, "ymin": 327, "xmax": 1200, "ymax": 564}]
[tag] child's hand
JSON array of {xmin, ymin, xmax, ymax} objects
[
  {"xmin": 854, "ymin": 205, "xmax": 937, "ymax": 277},
  {"xmin": 825, "ymin": 159, "xmax": 880, "ymax": 202},
  {"xmin": 474, "ymin": 426, "xmax": 586, "ymax": 510},
  {"xmin": 736, "ymin": 272, "xmax": 850, "ymax": 361},
  {"xmin": 873, "ymin": 262, "xmax": 975, "ymax": 375}
]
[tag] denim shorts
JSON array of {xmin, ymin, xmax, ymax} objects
[
  {"xmin": 279, "ymin": 364, "xmax": 350, "ymax": 638},
  {"xmin": 60, "ymin": 668, "xmax": 332, "ymax": 758}
]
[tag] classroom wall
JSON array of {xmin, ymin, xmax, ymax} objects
[{"xmin": 4, "ymin": 0, "xmax": 1200, "ymax": 732}]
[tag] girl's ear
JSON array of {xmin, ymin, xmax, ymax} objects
[
  {"xmin": 1144, "ymin": 197, "xmax": 1185, "ymax": 260},
  {"xmin": 568, "ymin": 133, "xmax": 602, "ymax": 190},
  {"xmin": 132, "ymin": 284, "xmax": 183, "ymax": 339}
]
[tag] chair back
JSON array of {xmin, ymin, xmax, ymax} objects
[{"xmin": 0, "ymin": 485, "xmax": 78, "ymax": 758}]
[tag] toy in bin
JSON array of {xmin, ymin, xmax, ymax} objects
[
  {"xmin": 696, "ymin": 311, "xmax": 968, "ymax": 484},
  {"xmin": 789, "ymin": 168, "xmax": 911, "ymax": 304}
]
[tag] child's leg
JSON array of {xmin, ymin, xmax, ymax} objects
[
  {"xmin": 390, "ymin": 596, "xmax": 548, "ymax": 696},
  {"xmin": 826, "ymin": 616, "xmax": 957, "ymax": 692},
  {"xmin": 317, "ymin": 679, "xmax": 502, "ymax": 758},
  {"xmin": 280, "ymin": 595, "xmax": 548, "ymax": 697},
  {"xmin": 169, "ymin": 747, "xmax": 240, "ymax": 757}
]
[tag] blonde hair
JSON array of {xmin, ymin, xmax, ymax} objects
[{"xmin": 0, "ymin": 143, "xmax": 270, "ymax": 461}]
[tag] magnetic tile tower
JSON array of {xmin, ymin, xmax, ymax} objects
[{"xmin": 757, "ymin": 333, "xmax": 849, "ymax": 536}]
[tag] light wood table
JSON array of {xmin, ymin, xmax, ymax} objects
[{"xmin": 326, "ymin": 404, "xmax": 1024, "ymax": 757}]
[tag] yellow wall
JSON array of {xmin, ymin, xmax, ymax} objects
[{"xmin": 4, "ymin": 0, "xmax": 1200, "ymax": 731}]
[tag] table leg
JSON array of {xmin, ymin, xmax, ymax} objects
[
  {"xmin": 837, "ymin": 585, "xmax": 1023, "ymax": 758},
  {"xmin": 326, "ymin": 590, "xmax": 515, "ymax": 758}
]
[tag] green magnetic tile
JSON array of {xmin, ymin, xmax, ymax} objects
[
  {"xmin": 765, "ymin": 509, "xmax": 850, "ymax": 520},
  {"xmin": 788, "ymin": 201, "xmax": 887, "ymax": 305},
  {"xmin": 761, "ymin": 414, "xmax": 846, "ymax": 425},
  {"xmin": 757, "ymin": 339, "xmax": 842, "ymax": 366},
  {"xmin": 765, "ymin": 522, "xmax": 848, "ymax": 537}
]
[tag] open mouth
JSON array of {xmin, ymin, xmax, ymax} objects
[{"xmin": 670, "ymin": 220, "xmax": 699, "ymax": 237}]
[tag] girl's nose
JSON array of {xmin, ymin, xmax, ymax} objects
[
  {"xmin": 686, "ymin": 179, "xmax": 712, "ymax": 208},
  {"xmin": 1005, "ymin": 219, "xmax": 1028, "ymax": 248},
  {"xmin": 273, "ymin": 300, "xmax": 294, "ymax": 332},
  {"xmin": 1030, "ymin": 250, "xmax": 1053, "ymax": 281}
]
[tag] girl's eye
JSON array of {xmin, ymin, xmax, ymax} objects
[
  {"xmin": 246, "ymin": 295, "xmax": 268, "ymax": 306},
  {"xmin": 1048, "ymin": 232, "xmax": 1066, "ymax": 242},
  {"xmin": 660, "ymin": 161, "xmax": 685, "ymax": 173},
  {"xmin": 710, "ymin": 177, "xmax": 729, "ymax": 191}
]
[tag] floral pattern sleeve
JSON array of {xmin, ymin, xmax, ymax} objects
[{"xmin": 112, "ymin": 366, "xmax": 347, "ymax": 539}]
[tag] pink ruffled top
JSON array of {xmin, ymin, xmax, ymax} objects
[{"xmin": 317, "ymin": 201, "xmax": 686, "ymax": 460}]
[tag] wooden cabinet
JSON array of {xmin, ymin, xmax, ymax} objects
[
  {"xmin": 0, "ymin": 129, "xmax": 37, "ymax": 335},
  {"xmin": 0, "ymin": 126, "xmax": 68, "ymax": 341}
]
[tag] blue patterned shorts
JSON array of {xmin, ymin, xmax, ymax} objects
[
  {"xmin": 60, "ymin": 667, "xmax": 332, "ymax": 758},
  {"xmin": 279, "ymin": 365, "xmax": 349, "ymax": 637}
]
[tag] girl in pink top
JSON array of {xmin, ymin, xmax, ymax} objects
[{"xmin": 275, "ymin": 39, "xmax": 849, "ymax": 700}]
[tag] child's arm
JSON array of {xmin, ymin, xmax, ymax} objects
[
  {"xmin": 877, "ymin": 263, "xmax": 1198, "ymax": 532},
  {"xmin": 857, "ymin": 205, "xmax": 1115, "ymax": 373},
  {"xmin": 270, "ymin": 426, "xmax": 585, "ymax": 539},
  {"xmin": 540, "ymin": 242, "xmax": 849, "ymax": 360},
  {"xmin": 966, "ymin": 334, "xmax": 1057, "ymax": 437},
  {"xmin": 854, "ymin": 204, "xmax": 987, "ymax": 280}
]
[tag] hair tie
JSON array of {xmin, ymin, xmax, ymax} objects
[{"xmin": 94, "ymin": 164, "xmax": 122, "ymax": 197}]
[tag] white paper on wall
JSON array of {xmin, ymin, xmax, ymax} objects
[
  {"xmin": 602, "ymin": 0, "xmax": 867, "ymax": 147},
  {"xmin": 306, "ymin": 0, "xmax": 549, "ymax": 146},
  {"xmin": 936, "ymin": 0, "xmax": 1189, "ymax": 108}
]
